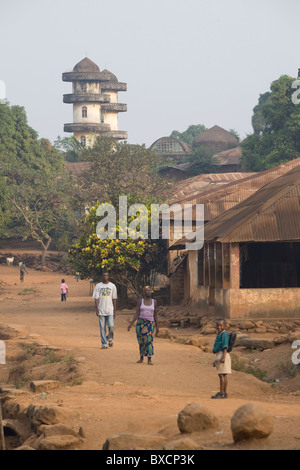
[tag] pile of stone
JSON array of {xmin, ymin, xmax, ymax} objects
[
  {"xmin": 102, "ymin": 402, "xmax": 273, "ymax": 450},
  {"xmin": 157, "ymin": 305, "xmax": 201, "ymax": 328},
  {"xmin": 157, "ymin": 317, "xmax": 300, "ymax": 352},
  {"xmin": 1, "ymin": 384, "xmax": 85, "ymax": 450},
  {"xmin": 157, "ymin": 328, "xmax": 211, "ymax": 352},
  {"xmin": 197, "ymin": 317, "xmax": 300, "ymax": 349},
  {"xmin": 157, "ymin": 306, "xmax": 300, "ymax": 336}
]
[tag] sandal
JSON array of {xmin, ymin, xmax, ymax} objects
[{"xmin": 211, "ymin": 392, "xmax": 224, "ymax": 399}]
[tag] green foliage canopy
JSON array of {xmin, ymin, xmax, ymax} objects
[
  {"xmin": 170, "ymin": 124, "xmax": 207, "ymax": 145},
  {"xmin": 77, "ymin": 136, "xmax": 172, "ymax": 207},
  {"xmin": 68, "ymin": 202, "xmax": 167, "ymax": 297},
  {"xmin": 186, "ymin": 145, "xmax": 220, "ymax": 176},
  {"xmin": 241, "ymin": 75, "xmax": 300, "ymax": 171},
  {"xmin": 0, "ymin": 103, "xmax": 76, "ymax": 262}
]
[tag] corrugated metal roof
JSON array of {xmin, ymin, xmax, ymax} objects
[
  {"xmin": 170, "ymin": 161, "xmax": 300, "ymax": 248},
  {"xmin": 170, "ymin": 158, "xmax": 300, "ymax": 222},
  {"xmin": 204, "ymin": 164, "xmax": 300, "ymax": 243},
  {"xmin": 213, "ymin": 147, "xmax": 242, "ymax": 165},
  {"xmin": 170, "ymin": 172, "xmax": 254, "ymax": 203}
]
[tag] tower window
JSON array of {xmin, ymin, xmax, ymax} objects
[
  {"xmin": 81, "ymin": 84, "xmax": 87, "ymax": 93},
  {"xmin": 82, "ymin": 106, "xmax": 87, "ymax": 118},
  {"xmin": 80, "ymin": 136, "xmax": 86, "ymax": 146},
  {"xmin": 101, "ymin": 113, "xmax": 104, "ymax": 123}
]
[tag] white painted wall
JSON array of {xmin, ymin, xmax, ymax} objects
[
  {"xmin": 73, "ymin": 103, "xmax": 101, "ymax": 123},
  {"xmin": 104, "ymin": 112, "xmax": 118, "ymax": 130},
  {"xmin": 106, "ymin": 91, "xmax": 118, "ymax": 103}
]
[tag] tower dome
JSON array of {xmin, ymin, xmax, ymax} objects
[
  {"xmin": 73, "ymin": 57, "xmax": 100, "ymax": 73},
  {"xmin": 100, "ymin": 69, "xmax": 118, "ymax": 82}
]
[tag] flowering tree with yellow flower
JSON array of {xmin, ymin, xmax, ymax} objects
[{"xmin": 68, "ymin": 201, "xmax": 167, "ymax": 298}]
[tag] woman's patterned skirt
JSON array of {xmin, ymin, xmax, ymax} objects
[{"xmin": 136, "ymin": 318, "xmax": 154, "ymax": 357}]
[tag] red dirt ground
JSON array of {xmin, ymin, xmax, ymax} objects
[{"xmin": 0, "ymin": 264, "xmax": 300, "ymax": 450}]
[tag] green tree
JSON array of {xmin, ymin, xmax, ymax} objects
[
  {"xmin": 77, "ymin": 136, "xmax": 172, "ymax": 207},
  {"xmin": 241, "ymin": 75, "xmax": 300, "ymax": 171},
  {"xmin": 0, "ymin": 172, "xmax": 9, "ymax": 235},
  {"xmin": 186, "ymin": 146, "xmax": 220, "ymax": 176},
  {"xmin": 0, "ymin": 103, "xmax": 77, "ymax": 264},
  {"xmin": 6, "ymin": 167, "xmax": 76, "ymax": 265},
  {"xmin": 170, "ymin": 124, "xmax": 207, "ymax": 145},
  {"xmin": 251, "ymin": 91, "xmax": 271, "ymax": 135},
  {"xmin": 54, "ymin": 135, "xmax": 85, "ymax": 162},
  {"xmin": 229, "ymin": 128, "xmax": 240, "ymax": 142},
  {"xmin": 68, "ymin": 202, "xmax": 167, "ymax": 297}
]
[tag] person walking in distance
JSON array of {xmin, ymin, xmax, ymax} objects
[
  {"xmin": 60, "ymin": 279, "xmax": 68, "ymax": 301},
  {"xmin": 93, "ymin": 271, "xmax": 117, "ymax": 349},
  {"xmin": 128, "ymin": 286, "xmax": 159, "ymax": 365},
  {"xmin": 19, "ymin": 262, "xmax": 28, "ymax": 282}
]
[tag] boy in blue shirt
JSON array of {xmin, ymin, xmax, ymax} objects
[{"xmin": 211, "ymin": 318, "xmax": 231, "ymax": 399}]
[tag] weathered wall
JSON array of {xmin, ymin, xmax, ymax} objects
[
  {"xmin": 73, "ymin": 103, "xmax": 101, "ymax": 123},
  {"xmin": 106, "ymin": 91, "xmax": 118, "ymax": 104},
  {"xmin": 184, "ymin": 248, "xmax": 300, "ymax": 319},
  {"xmin": 72, "ymin": 82, "xmax": 101, "ymax": 94},
  {"xmin": 228, "ymin": 288, "xmax": 300, "ymax": 318},
  {"xmin": 189, "ymin": 285, "xmax": 300, "ymax": 318}
]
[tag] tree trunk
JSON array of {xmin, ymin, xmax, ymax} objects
[{"xmin": 41, "ymin": 237, "xmax": 52, "ymax": 266}]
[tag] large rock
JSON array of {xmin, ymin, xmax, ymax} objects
[
  {"xmin": 23, "ymin": 424, "xmax": 85, "ymax": 450},
  {"xmin": 24, "ymin": 404, "xmax": 69, "ymax": 428},
  {"xmin": 2, "ymin": 418, "xmax": 28, "ymax": 441},
  {"xmin": 30, "ymin": 380, "xmax": 60, "ymax": 394},
  {"xmin": 288, "ymin": 329, "xmax": 300, "ymax": 343},
  {"xmin": 103, "ymin": 433, "xmax": 166, "ymax": 450},
  {"xmin": 163, "ymin": 437, "xmax": 200, "ymax": 450},
  {"xmin": 238, "ymin": 321, "xmax": 256, "ymax": 330},
  {"xmin": 177, "ymin": 403, "xmax": 218, "ymax": 433},
  {"xmin": 157, "ymin": 328, "xmax": 178, "ymax": 341},
  {"xmin": 35, "ymin": 434, "xmax": 82, "ymax": 450},
  {"xmin": 254, "ymin": 326, "xmax": 267, "ymax": 334},
  {"xmin": 238, "ymin": 337, "xmax": 275, "ymax": 350},
  {"xmin": 37, "ymin": 424, "xmax": 81, "ymax": 438},
  {"xmin": 231, "ymin": 403, "xmax": 273, "ymax": 442},
  {"xmin": 0, "ymin": 324, "xmax": 19, "ymax": 340},
  {"xmin": 233, "ymin": 334, "xmax": 249, "ymax": 347},
  {"xmin": 185, "ymin": 335, "xmax": 209, "ymax": 348},
  {"xmin": 2, "ymin": 400, "xmax": 26, "ymax": 420},
  {"xmin": 200, "ymin": 326, "xmax": 216, "ymax": 335}
]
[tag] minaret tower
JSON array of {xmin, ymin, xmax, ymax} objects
[{"xmin": 62, "ymin": 57, "xmax": 127, "ymax": 146}]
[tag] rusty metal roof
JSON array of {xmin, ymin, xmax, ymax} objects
[
  {"xmin": 170, "ymin": 160, "xmax": 300, "ymax": 248},
  {"xmin": 170, "ymin": 158, "xmax": 300, "ymax": 222},
  {"xmin": 202, "ymin": 163, "xmax": 300, "ymax": 243},
  {"xmin": 170, "ymin": 172, "xmax": 253, "ymax": 203},
  {"xmin": 213, "ymin": 146, "xmax": 242, "ymax": 165}
]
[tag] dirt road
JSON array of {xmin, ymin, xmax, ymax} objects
[{"xmin": 0, "ymin": 265, "xmax": 300, "ymax": 450}]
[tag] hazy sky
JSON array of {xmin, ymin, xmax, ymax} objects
[{"xmin": 1, "ymin": 0, "xmax": 299, "ymax": 147}]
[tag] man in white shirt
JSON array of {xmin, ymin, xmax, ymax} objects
[{"xmin": 93, "ymin": 271, "xmax": 117, "ymax": 349}]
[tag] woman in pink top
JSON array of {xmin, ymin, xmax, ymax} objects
[
  {"xmin": 60, "ymin": 279, "xmax": 68, "ymax": 302},
  {"xmin": 128, "ymin": 286, "xmax": 159, "ymax": 365}
]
